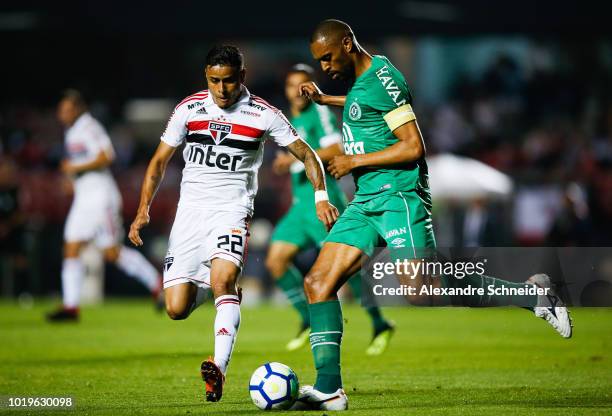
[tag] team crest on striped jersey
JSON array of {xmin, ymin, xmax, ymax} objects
[{"xmin": 209, "ymin": 121, "xmax": 232, "ymax": 144}]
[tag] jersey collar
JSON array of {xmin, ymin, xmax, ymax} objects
[{"xmin": 204, "ymin": 85, "xmax": 250, "ymax": 110}]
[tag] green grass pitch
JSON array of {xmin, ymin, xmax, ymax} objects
[{"xmin": 1, "ymin": 300, "xmax": 611, "ymax": 415}]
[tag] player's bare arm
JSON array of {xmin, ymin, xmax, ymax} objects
[
  {"xmin": 328, "ymin": 120, "xmax": 425, "ymax": 179},
  {"xmin": 129, "ymin": 142, "xmax": 176, "ymax": 246},
  {"xmin": 299, "ymin": 81, "xmax": 346, "ymax": 107},
  {"xmin": 285, "ymin": 139, "xmax": 339, "ymax": 230},
  {"xmin": 316, "ymin": 142, "xmax": 344, "ymax": 163},
  {"xmin": 61, "ymin": 150, "xmax": 113, "ymax": 175},
  {"xmin": 273, "ymin": 143, "xmax": 343, "ymax": 174}
]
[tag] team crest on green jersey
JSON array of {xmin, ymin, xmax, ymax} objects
[{"xmin": 348, "ymin": 101, "xmax": 362, "ymax": 121}]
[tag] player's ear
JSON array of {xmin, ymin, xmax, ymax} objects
[
  {"xmin": 342, "ymin": 36, "xmax": 354, "ymax": 53},
  {"xmin": 239, "ymin": 68, "xmax": 246, "ymax": 83}
]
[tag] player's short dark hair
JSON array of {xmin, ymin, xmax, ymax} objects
[
  {"xmin": 61, "ymin": 89, "xmax": 87, "ymax": 109},
  {"xmin": 311, "ymin": 19, "xmax": 354, "ymax": 43},
  {"xmin": 205, "ymin": 45, "xmax": 244, "ymax": 69},
  {"xmin": 289, "ymin": 63, "xmax": 315, "ymax": 79}
]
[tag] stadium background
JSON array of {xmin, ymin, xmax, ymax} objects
[{"xmin": 1, "ymin": 0, "xmax": 612, "ymax": 301}]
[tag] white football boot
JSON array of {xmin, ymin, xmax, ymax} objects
[
  {"xmin": 526, "ymin": 273, "xmax": 573, "ymax": 338},
  {"xmin": 290, "ymin": 385, "xmax": 348, "ymax": 411}
]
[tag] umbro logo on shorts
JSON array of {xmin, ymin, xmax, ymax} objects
[
  {"xmin": 391, "ymin": 238, "xmax": 406, "ymax": 248},
  {"xmin": 216, "ymin": 328, "xmax": 231, "ymax": 336}
]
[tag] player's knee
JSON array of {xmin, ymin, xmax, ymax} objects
[
  {"xmin": 165, "ymin": 302, "xmax": 190, "ymax": 320},
  {"xmin": 63, "ymin": 243, "xmax": 81, "ymax": 258},
  {"xmin": 304, "ymin": 267, "xmax": 334, "ymax": 302},
  {"xmin": 265, "ymin": 254, "xmax": 288, "ymax": 279},
  {"xmin": 103, "ymin": 247, "xmax": 120, "ymax": 263}
]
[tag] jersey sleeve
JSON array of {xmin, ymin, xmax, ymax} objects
[
  {"xmin": 87, "ymin": 121, "xmax": 115, "ymax": 158},
  {"xmin": 314, "ymin": 105, "xmax": 342, "ymax": 148},
  {"xmin": 370, "ymin": 68, "xmax": 417, "ymax": 132},
  {"xmin": 160, "ymin": 104, "xmax": 189, "ymax": 147},
  {"xmin": 266, "ymin": 110, "xmax": 300, "ymax": 147}
]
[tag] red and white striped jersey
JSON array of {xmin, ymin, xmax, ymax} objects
[{"xmin": 161, "ymin": 86, "xmax": 300, "ymax": 214}]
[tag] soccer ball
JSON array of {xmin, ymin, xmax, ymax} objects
[{"xmin": 249, "ymin": 362, "xmax": 299, "ymax": 410}]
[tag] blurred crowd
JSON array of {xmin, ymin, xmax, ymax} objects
[{"xmin": 1, "ymin": 38, "xmax": 612, "ymax": 296}]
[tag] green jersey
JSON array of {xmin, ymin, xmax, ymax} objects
[
  {"xmin": 290, "ymin": 102, "xmax": 344, "ymax": 205},
  {"xmin": 342, "ymin": 55, "xmax": 429, "ymax": 202}
]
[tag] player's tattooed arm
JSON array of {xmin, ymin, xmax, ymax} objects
[
  {"xmin": 61, "ymin": 150, "xmax": 113, "ymax": 176},
  {"xmin": 129, "ymin": 142, "xmax": 176, "ymax": 246},
  {"xmin": 286, "ymin": 139, "xmax": 326, "ymax": 191},
  {"xmin": 328, "ymin": 121, "xmax": 425, "ymax": 179},
  {"xmin": 286, "ymin": 139, "xmax": 340, "ymax": 230},
  {"xmin": 299, "ymin": 82, "xmax": 346, "ymax": 107}
]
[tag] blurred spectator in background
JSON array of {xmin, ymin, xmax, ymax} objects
[
  {"xmin": 2, "ymin": 36, "xmax": 612, "ymax": 299},
  {"xmin": 0, "ymin": 155, "xmax": 28, "ymax": 296}
]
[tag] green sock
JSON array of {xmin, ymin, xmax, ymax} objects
[
  {"xmin": 277, "ymin": 266, "xmax": 309, "ymax": 326},
  {"xmin": 441, "ymin": 274, "xmax": 538, "ymax": 308},
  {"xmin": 347, "ymin": 274, "xmax": 389, "ymax": 333},
  {"xmin": 309, "ymin": 300, "xmax": 343, "ymax": 393}
]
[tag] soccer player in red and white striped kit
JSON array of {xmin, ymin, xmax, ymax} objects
[{"xmin": 129, "ymin": 45, "xmax": 338, "ymax": 402}]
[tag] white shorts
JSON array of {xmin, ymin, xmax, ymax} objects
[
  {"xmin": 64, "ymin": 196, "xmax": 123, "ymax": 249},
  {"xmin": 163, "ymin": 205, "xmax": 251, "ymax": 290}
]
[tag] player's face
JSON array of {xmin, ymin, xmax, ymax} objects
[
  {"xmin": 310, "ymin": 39, "xmax": 352, "ymax": 80},
  {"xmin": 57, "ymin": 99, "xmax": 81, "ymax": 127},
  {"xmin": 206, "ymin": 65, "xmax": 245, "ymax": 109},
  {"xmin": 285, "ymin": 72, "xmax": 311, "ymax": 111}
]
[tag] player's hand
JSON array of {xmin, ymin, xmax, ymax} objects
[
  {"xmin": 60, "ymin": 176, "xmax": 74, "ymax": 196},
  {"xmin": 129, "ymin": 210, "xmax": 150, "ymax": 247},
  {"xmin": 328, "ymin": 155, "xmax": 356, "ymax": 179},
  {"xmin": 316, "ymin": 200, "xmax": 339, "ymax": 231},
  {"xmin": 299, "ymin": 81, "xmax": 325, "ymax": 104},
  {"xmin": 60, "ymin": 160, "xmax": 76, "ymax": 175},
  {"xmin": 272, "ymin": 151, "xmax": 296, "ymax": 175}
]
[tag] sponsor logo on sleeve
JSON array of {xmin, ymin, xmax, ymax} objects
[{"xmin": 375, "ymin": 65, "xmax": 407, "ymax": 106}]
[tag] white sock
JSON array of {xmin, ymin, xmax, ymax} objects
[
  {"xmin": 213, "ymin": 295, "xmax": 241, "ymax": 374},
  {"xmin": 62, "ymin": 258, "xmax": 84, "ymax": 309},
  {"xmin": 115, "ymin": 246, "xmax": 159, "ymax": 292}
]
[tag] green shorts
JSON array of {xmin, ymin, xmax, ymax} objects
[
  {"xmin": 325, "ymin": 191, "xmax": 436, "ymax": 257},
  {"xmin": 271, "ymin": 195, "xmax": 348, "ymax": 249}
]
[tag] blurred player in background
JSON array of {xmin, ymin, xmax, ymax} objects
[
  {"xmin": 294, "ymin": 19, "xmax": 572, "ymax": 411},
  {"xmin": 266, "ymin": 64, "xmax": 394, "ymax": 354},
  {"xmin": 128, "ymin": 46, "xmax": 337, "ymax": 403},
  {"xmin": 46, "ymin": 90, "xmax": 162, "ymax": 322}
]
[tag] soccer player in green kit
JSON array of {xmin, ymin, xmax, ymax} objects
[
  {"xmin": 293, "ymin": 19, "xmax": 572, "ymax": 411},
  {"xmin": 266, "ymin": 64, "xmax": 394, "ymax": 354}
]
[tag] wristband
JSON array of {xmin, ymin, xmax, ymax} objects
[{"xmin": 314, "ymin": 190, "xmax": 329, "ymax": 203}]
